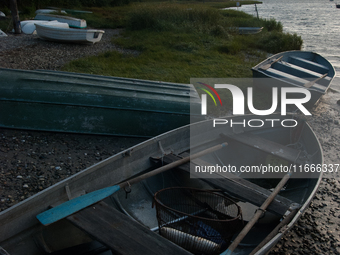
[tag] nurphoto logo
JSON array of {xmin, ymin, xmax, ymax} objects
[
  {"xmin": 196, "ymin": 80, "xmax": 312, "ymax": 128},
  {"xmin": 200, "ymin": 84, "xmax": 312, "ymax": 116}
]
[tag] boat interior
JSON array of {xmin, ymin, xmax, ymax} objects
[
  {"xmin": 253, "ymin": 52, "xmax": 335, "ymax": 91},
  {"xmin": 45, "ymin": 119, "xmax": 322, "ymax": 255}
]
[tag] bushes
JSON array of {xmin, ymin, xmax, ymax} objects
[
  {"xmin": 256, "ymin": 32, "xmax": 303, "ymax": 53},
  {"xmin": 263, "ymin": 18, "xmax": 283, "ymax": 32},
  {"xmin": 126, "ymin": 4, "xmax": 223, "ymax": 32}
]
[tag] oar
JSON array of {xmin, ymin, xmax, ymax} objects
[
  {"xmin": 249, "ymin": 207, "xmax": 299, "ymax": 255},
  {"xmin": 260, "ymin": 56, "xmax": 283, "ymax": 70},
  {"xmin": 37, "ymin": 142, "xmax": 227, "ymax": 226},
  {"xmin": 221, "ymin": 172, "xmax": 292, "ymax": 255},
  {"xmin": 304, "ymin": 73, "xmax": 328, "ymax": 88}
]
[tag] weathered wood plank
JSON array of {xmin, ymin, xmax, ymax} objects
[
  {"xmin": 67, "ymin": 202, "xmax": 192, "ymax": 255},
  {"xmin": 159, "ymin": 154, "xmax": 298, "ymax": 216}
]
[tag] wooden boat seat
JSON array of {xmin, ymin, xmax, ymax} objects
[
  {"xmin": 288, "ymin": 56, "xmax": 329, "ymax": 74},
  {"xmin": 265, "ymin": 68, "xmax": 326, "ymax": 91},
  {"xmin": 159, "ymin": 153, "xmax": 299, "ymax": 216},
  {"xmin": 67, "ymin": 201, "xmax": 192, "ymax": 255},
  {"xmin": 273, "ymin": 62, "xmax": 331, "ymax": 86}
]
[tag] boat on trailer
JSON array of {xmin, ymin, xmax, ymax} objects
[
  {"xmin": 252, "ymin": 50, "xmax": 335, "ymax": 108},
  {"xmin": 0, "ymin": 114, "xmax": 322, "ymax": 255},
  {"xmin": 0, "ymin": 68, "xmax": 201, "ymax": 137}
]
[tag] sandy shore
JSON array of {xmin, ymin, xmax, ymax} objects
[{"xmin": 0, "ymin": 30, "xmax": 340, "ymax": 254}]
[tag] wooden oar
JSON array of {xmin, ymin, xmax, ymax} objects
[
  {"xmin": 37, "ymin": 142, "xmax": 227, "ymax": 226},
  {"xmin": 249, "ymin": 208, "xmax": 299, "ymax": 255},
  {"xmin": 221, "ymin": 172, "xmax": 292, "ymax": 255},
  {"xmin": 260, "ymin": 56, "xmax": 283, "ymax": 70},
  {"xmin": 304, "ymin": 73, "xmax": 328, "ymax": 88}
]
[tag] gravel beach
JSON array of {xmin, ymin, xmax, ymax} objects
[
  {"xmin": 0, "ymin": 29, "xmax": 129, "ymax": 70},
  {"xmin": 0, "ymin": 30, "xmax": 340, "ymax": 254}
]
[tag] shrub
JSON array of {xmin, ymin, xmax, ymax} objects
[
  {"xmin": 263, "ymin": 18, "xmax": 283, "ymax": 32},
  {"xmin": 126, "ymin": 4, "xmax": 223, "ymax": 32},
  {"xmin": 257, "ymin": 32, "xmax": 303, "ymax": 53}
]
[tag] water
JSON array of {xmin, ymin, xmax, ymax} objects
[{"xmin": 232, "ymin": 0, "xmax": 340, "ymax": 80}]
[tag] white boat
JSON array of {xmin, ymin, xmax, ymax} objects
[
  {"xmin": 35, "ymin": 23, "xmax": 105, "ymax": 44},
  {"xmin": 0, "ymin": 29, "xmax": 7, "ymax": 37},
  {"xmin": 20, "ymin": 20, "xmax": 68, "ymax": 34},
  {"xmin": 35, "ymin": 13, "xmax": 87, "ymax": 28}
]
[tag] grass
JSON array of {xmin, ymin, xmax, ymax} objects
[{"xmin": 63, "ymin": 3, "xmax": 302, "ymax": 81}]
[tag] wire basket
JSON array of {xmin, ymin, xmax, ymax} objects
[{"xmin": 153, "ymin": 187, "xmax": 243, "ymax": 255}]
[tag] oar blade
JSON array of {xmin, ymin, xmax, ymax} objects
[
  {"xmin": 37, "ymin": 185, "xmax": 120, "ymax": 226},
  {"xmin": 260, "ymin": 56, "xmax": 283, "ymax": 71},
  {"xmin": 304, "ymin": 73, "xmax": 328, "ymax": 88}
]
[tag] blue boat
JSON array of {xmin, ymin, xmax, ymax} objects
[{"xmin": 252, "ymin": 51, "xmax": 335, "ymax": 108}]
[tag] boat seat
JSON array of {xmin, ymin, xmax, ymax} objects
[
  {"xmin": 159, "ymin": 153, "xmax": 300, "ymax": 216},
  {"xmin": 273, "ymin": 62, "xmax": 331, "ymax": 86},
  {"xmin": 67, "ymin": 202, "xmax": 191, "ymax": 255},
  {"xmin": 264, "ymin": 68, "xmax": 326, "ymax": 91},
  {"xmin": 288, "ymin": 56, "xmax": 329, "ymax": 74},
  {"xmin": 221, "ymin": 132, "xmax": 306, "ymax": 165}
]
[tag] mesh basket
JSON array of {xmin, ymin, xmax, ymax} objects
[{"xmin": 153, "ymin": 187, "xmax": 243, "ymax": 255}]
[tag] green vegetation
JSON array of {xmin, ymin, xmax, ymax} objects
[
  {"xmin": 0, "ymin": 1, "xmax": 303, "ymax": 113},
  {"xmin": 63, "ymin": 3, "xmax": 302, "ymax": 81}
]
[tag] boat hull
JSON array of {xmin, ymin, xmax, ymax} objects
[
  {"xmin": 252, "ymin": 51, "xmax": 335, "ymax": 108},
  {"xmin": 0, "ymin": 114, "xmax": 323, "ymax": 255},
  {"xmin": 19, "ymin": 20, "xmax": 69, "ymax": 34},
  {"xmin": 238, "ymin": 27, "xmax": 263, "ymax": 34},
  {"xmin": 35, "ymin": 13, "xmax": 87, "ymax": 28},
  {"xmin": 0, "ymin": 68, "xmax": 202, "ymax": 137},
  {"xmin": 35, "ymin": 24, "xmax": 104, "ymax": 44}
]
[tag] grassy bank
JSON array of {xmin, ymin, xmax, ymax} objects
[{"xmin": 63, "ymin": 3, "xmax": 302, "ymax": 82}]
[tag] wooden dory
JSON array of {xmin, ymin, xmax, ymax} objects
[
  {"xmin": 0, "ymin": 114, "xmax": 323, "ymax": 255},
  {"xmin": 35, "ymin": 23, "xmax": 104, "ymax": 44},
  {"xmin": 0, "ymin": 68, "xmax": 201, "ymax": 137},
  {"xmin": 252, "ymin": 51, "xmax": 335, "ymax": 108}
]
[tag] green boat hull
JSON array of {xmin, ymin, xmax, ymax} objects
[{"xmin": 0, "ymin": 68, "xmax": 202, "ymax": 137}]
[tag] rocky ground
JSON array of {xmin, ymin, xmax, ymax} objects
[
  {"xmin": 268, "ymin": 94, "xmax": 340, "ymax": 255},
  {"xmin": 0, "ymin": 30, "xmax": 340, "ymax": 254},
  {"xmin": 0, "ymin": 29, "xmax": 136, "ymax": 70}
]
